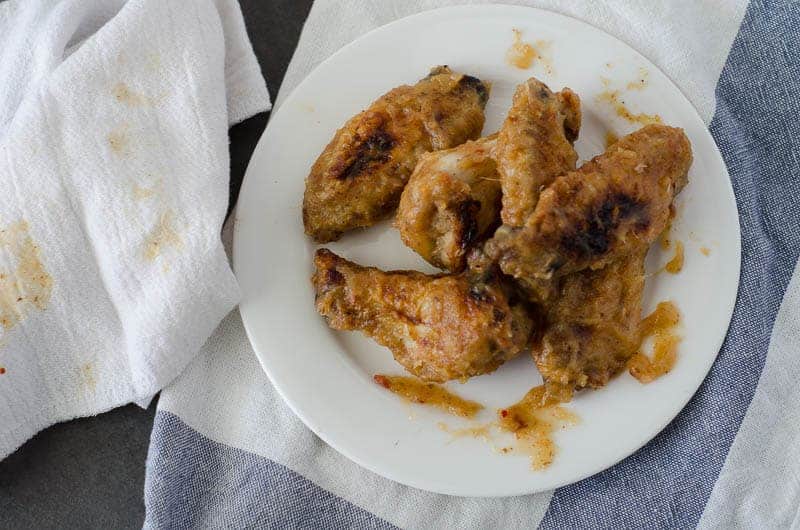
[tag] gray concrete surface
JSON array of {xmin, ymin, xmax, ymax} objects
[{"xmin": 0, "ymin": 1, "xmax": 314, "ymax": 527}]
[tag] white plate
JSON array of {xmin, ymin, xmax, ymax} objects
[{"xmin": 234, "ymin": 5, "xmax": 741, "ymax": 496}]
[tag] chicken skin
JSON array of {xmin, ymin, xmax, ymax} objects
[
  {"xmin": 486, "ymin": 124, "xmax": 692, "ymax": 296},
  {"xmin": 395, "ymin": 135, "xmax": 501, "ymax": 272},
  {"xmin": 312, "ymin": 249, "xmax": 534, "ymax": 383},
  {"xmin": 496, "ymin": 77, "xmax": 581, "ymax": 227},
  {"xmin": 303, "ymin": 67, "xmax": 490, "ymax": 243},
  {"xmin": 533, "ymin": 247, "xmax": 647, "ymax": 390}
]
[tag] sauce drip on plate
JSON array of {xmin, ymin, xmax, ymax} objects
[
  {"xmin": 664, "ymin": 241, "xmax": 684, "ymax": 274},
  {"xmin": 597, "ymin": 89, "xmax": 662, "ymax": 125},
  {"xmin": 497, "ymin": 384, "xmax": 578, "ymax": 470},
  {"xmin": 628, "ymin": 301, "xmax": 681, "ymax": 383},
  {"xmin": 506, "ymin": 29, "xmax": 536, "ymax": 69},
  {"xmin": 374, "ymin": 374, "xmax": 483, "ymax": 418}
]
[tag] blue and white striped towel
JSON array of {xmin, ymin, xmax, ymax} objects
[{"xmin": 145, "ymin": 1, "xmax": 800, "ymax": 527}]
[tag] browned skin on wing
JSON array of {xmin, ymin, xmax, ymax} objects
[
  {"xmin": 312, "ymin": 249, "xmax": 534, "ymax": 383},
  {"xmin": 533, "ymin": 247, "xmax": 647, "ymax": 390},
  {"xmin": 486, "ymin": 124, "xmax": 692, "ymax": 298},
  {"xmin": 303, "ymin": 66, "xmax": 490, "ymax": 242},
  {"xmin": 496, "ymin": 78, "xmax": 581, "ymax": 227},
  {"xmin": 395, "ymin": 135, "xmax": 501, "ymax": 272}
]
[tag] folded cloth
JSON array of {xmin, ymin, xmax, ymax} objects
[
  {"xmin": 145, "ymin": 1, "xmax": 800, "ymax": 528},
  {"xmin": 0, "ymin": 0, "xmax": 269, "ymax": 459}
]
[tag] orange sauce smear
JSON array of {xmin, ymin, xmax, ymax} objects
[
  {"xmin": 437, "ymin": 422, "xmax": 493, "ymax": 442},
  {"xmin": 373, "ymin": 375, "xmax": 483, "ymax": 418},
  {"xmin": 506, "ymin": 29, "xmax": 536, "ymax": 69},
  {"xmin": 628, "ymin": 301, "xmax": 681, "ymax": 383},
  {"xmin": 597, "ymin": 89, "xmax": 662, "ymax": 125},
  {"xmin": 665, "ymin": 241, "xmax": 685, "ymax": 274},
  {"xmin": 626, "ymin": 68, "xmax": 649, "ymax": 91},
  {"xmin": 497, "ymin": 384, "xmax": 578, "ymax": 470},
  {"xmin": 506, "ymin": 29, "xmax": 552, "ymax": 73},
  {"xmin": 605, "ymin": 131, "xmax": 619, "ymax": 149}
]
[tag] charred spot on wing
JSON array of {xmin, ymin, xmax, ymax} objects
[
  {"xmin": 559, "ymin": 193, "xmax": 646, "ymax": 259},
  {"xmin": 468, "ymin": 283, "xmax": 495, "ymax": 304},
  {"xmin": 546, "ymin": 256, "xmax": 565, "ymax": 274},
  {"xmin": 458, "ymin": 75, "xmax": 490, "ymax": 106},
  {"xmin": 336, "ymin": 130, "xmax": 396, "ymax": 180},
  {"xmin": 325, "ymin": 268, "xmax": 345, "ymax": 286},
  {"xmin": 537, "ymin": 86, "xmax": 551, "ymax": 100},
  {"xmin": 492, "ymin": 307, "xmax": 506, "ymax": 324},
  {"xmin": 456, "ymin": 199, "xmax": 481, "ymax": 250}
]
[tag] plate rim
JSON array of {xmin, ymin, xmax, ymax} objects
[{"xmin": 233, "ymin": 4, "xmax": 743, "ymax": 497}]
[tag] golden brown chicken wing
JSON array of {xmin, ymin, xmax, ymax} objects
[
  {"xmin": 395, "ymin": 135, "xmax": 501, "ymax": 272},
  {"xmin": 486, "ymin": 124, "xmax": 692, "ymax": 295},
  {"xmin": 312, "ymin": 249, "xmax": 533, "ymax": 383},
  {"xmin": 496, "ymin": 77, "xmax": 581, "ymax": 227},
  {"xmin": 303, "ymin": 67, "xmax": 490, "ymax": 243},
  {"xmin": 533, "ymin": 247, "xmax": 647, "ymax": 390}
]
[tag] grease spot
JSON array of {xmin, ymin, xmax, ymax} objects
[
  {"xmin": 80, "ymin": 362, "xmax": 96, "ymax": 392},
  {"xmin": 145, "ymin": 53, "xmax": 161, "ymax": 70},
  {"xmin": 112, "ymin": 83, "xmax": 146, "ymax": 106},
  {"xmin": 700, "ymin": 246, "xmax": 711, "ymax": 256},
  {"xmin": 107, "ymin": 124, "xmax": 130, "ymax": 156},
  {"xmin": 132, "ymin": 181, "xmax": 161, "ymax": 201},
  {"xmin": 144, "ymin": 211, "xmax": 183, "ymax": 262},
  {"xmin": 0, "ymin": 221, "xmax": 53, "ymax": 333},
  {"xmin": 133, "ymin": 185, "xmax": 155, "ymax": 200}
]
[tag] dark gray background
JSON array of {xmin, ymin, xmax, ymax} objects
[{"xmin": 0, "ymin": 1, "xmax": 314, "ymax": 527}]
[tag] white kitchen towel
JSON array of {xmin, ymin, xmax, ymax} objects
[
  {"xmin": 144, "ymin": 1, "xmax": 800, "ymax": 528},
  {"xmin": 0, "ymin": 0, "xmax": 269, "ymax": 459}
]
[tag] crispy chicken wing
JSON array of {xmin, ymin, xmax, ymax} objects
[
  {"xmin": 486, "ymin": 124, "xmax": 692, "ymax": 296},
  {"xmin": 533, "ymin": 247, "xmax": 647, "ymax": 390},
  {"xmin": 303, "ymin": 67, "xmax": 490, "ymax": 243},
  {"xmin": 395, "ymin": 135, "xmax": 501, "ymax": 272},
  {"xmin": 496, "ymin": 77, "xmax": 581, "ymax": 227},
  {"xmin": 312, "ymin": 249, "xmax": 534, "ymax": 383}
]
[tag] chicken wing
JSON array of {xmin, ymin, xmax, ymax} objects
[
  {"xmin": 496, "ymin": 77, "xmax": 581, "ymax": 227},
  {"xmin": 395, "ymin": 135, "xmax": 501, "ymax": 272},
  {"xmin": 303, "ymin": 66, "xmax": 490, "ymax": 243},
  {"xmin": 312, "ymin": 249, "xmax": 534, "ymax": 383},
  {"xmin": 533, "ymin": 247, "xmax": 647, "ymax": 390},
  {"xmin": 486, "ymin": 124, "xmax": 692, "ymax": 295}
]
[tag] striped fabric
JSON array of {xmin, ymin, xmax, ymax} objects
[{"xmin": 145, "ymin": 1, "xmax": 800, "ymax": 528}]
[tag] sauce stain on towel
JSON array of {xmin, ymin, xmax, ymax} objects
[
  {"xmin": 108, "ymin": 124, "xmax": 130, "ymax": 156},
  {"xmin": 112, "ymin": 83, "xmax": 147, "ymax": 106},
  {"xmin": 80, "ymin": 362, "xmax": 96, "ymax": 392},
  {"xmin": 144, "ymin": 210, "xmax": 183, "ymax": 262},
  {"xmin": 112, "ymin": 82, "xmax": 164, "ymax": 106},
  {"xmin": 0, "ymin": 221, "xmax": 53, "ymax": 333}
]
